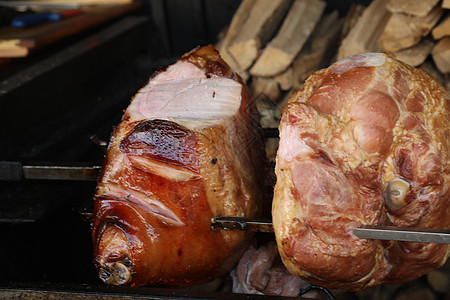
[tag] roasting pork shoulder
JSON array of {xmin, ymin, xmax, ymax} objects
[{"xmin": 92, "ymin": 45, "xmax": 272, "ymax": 287}]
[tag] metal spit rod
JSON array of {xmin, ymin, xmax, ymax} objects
[
  {"xmin": 211, "ymin": 216, "xmax": 450, "ymax": 244},
  {"xmin": 2, "ymin": 158, "xmax": 449, "ymax": 244},
  {"xmin": 0, "ymin": 129, "xmax": 278, "ymax": 182},
  {"xmin": 0, "ymin": 161, "xmax": 101, "ymax": 181}
]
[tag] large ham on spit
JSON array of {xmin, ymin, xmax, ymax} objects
[
  {"xmin": 92, "ymin": 45, "xmax": 272, "ymax": 287},
  {"xmin": 273, "ymin": 53, "xmax": 450, "ymax": 291}
]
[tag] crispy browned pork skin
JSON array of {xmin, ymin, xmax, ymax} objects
[
  {"xmin": 92, "ymin": 45, "xmax": 272, "ymax": 287},
  {"xmin": 273, "ymin": 53, "xmax": 450, "ymax": 291}
]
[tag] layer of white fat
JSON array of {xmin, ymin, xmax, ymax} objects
[
  {"xmin": 128, "ymin": 155, "xmax": 200, "ymax": 181},
  {"xmin": 98, "ymin": 183, "xmax": 184, "ymax": 226},
  {"xmin": 330, "ymin": 53, "xmax": 386, "ymax": 74},
  {"xmin": 126, "ymin": 61, "xmax": 242, "ymax": 124}
]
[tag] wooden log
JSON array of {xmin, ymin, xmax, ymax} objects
[
  {"xmin": 443, "ymin": 0, "xmax": 450, "ymax": 9},
  {"xmin": 379, "ymin": 5, "xmax": 444, "ymax": 52},
  {"xmin": 432, "ymin": 14, "xmax": 450, "ymax": 40},
  {"xmin": 386, "ymin": 0, "xmax": 440, "ymax": 17},
  {"xmin": 293, "ymin": 55, "xmax": 321, "ymax": 89},
  {"xmin": 275, "ymin": 67, "xmax": 293, "ymax": 91},
  {"xmin": 249, "ymin": 0, "xmax": 326, "ymax": 77},
  {"xmin": 216, "ymin": 0, "xmax": 256, "ymax": 81},
  {"xmin": 227, "ymin": 0, "xmax": 292, "ymax": 71},
  {"xmin": 340, "ymin": 3, "xmax": 365, "ymax": 41},
  {"xmin": 337, "ymin": 0, "xmax": 391, "ymax": 60},
  {"xmin": 303, "ymin": 9, "xmax": 341, "ymax": 54},
  {"xmin": 251, "ymin": 76, "xmax": 281, "ymax": 102},
  {"xmin": 431, "ymin": 37, "xmax": 450, "ymax": 73},
  {"xmin": 419, "ymin": 60, "xmax": 446, "ymax": 86},
  {"xmin": 293, "ymin": 11, "xmax": 343, "ymax": 88},
  {"xmin": 394, "ymin": 39, "xmax": 434, "ymax": 66},
  {"xmin": 272, "ymin": 11, "xmax": 342, "ymax": 90}
]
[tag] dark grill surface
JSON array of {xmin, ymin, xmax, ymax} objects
[{"xmin": 0, "ymin": 281, "xmax": 319, "ymax": 300}]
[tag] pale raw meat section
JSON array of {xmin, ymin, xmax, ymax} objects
[{"xmin": 273, "ymin": 52, "xmax": 450, "ymax": 291}]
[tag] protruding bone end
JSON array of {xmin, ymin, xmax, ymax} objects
[
  {"xmin": 99, "ymin": 262, "xmax": 132, "ymax": 285},
  {"xmin": 385, "ymin": 178, "xmax": 411, "ymax": 210},
  {"xmin": 96, "ymin": 226, "xmax": 133, "ymax": 285}
]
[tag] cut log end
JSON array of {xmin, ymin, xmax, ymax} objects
[
  {"xmin": 394, "ymin": 39, "xmax": 434, "ymax": 67},
  {"xmin": 250, "ymin": 46, "xmax": 293, "ymax": 77},
  {"xmin": 432, "ymin": 37, "xmax": 450, "ymax": 74},
  {"xmin": 386, "ymin": 0, "xmax": 440, "ymax": 17},
  {"xmin": 228, "ymin": 38, "xmax": 260, "ymax": 71}
]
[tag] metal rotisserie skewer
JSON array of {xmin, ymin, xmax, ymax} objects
[
  {"xmin": 0, "ymin": 161, "xmax": 101, "ymax": 181},
  {"xmin": 2, "ymin": 159, "xmax": 449, "ymax": 245},
  {"xmin": 211, "ymin": 216, "xmax": 450, "ymax": 244}
]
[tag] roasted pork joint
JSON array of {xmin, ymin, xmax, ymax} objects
[
  {"xmin": 273, "ymin": 53, "xmax": 450, "ymax": 291},
  {"xmin": 92, "ymin": 45, "xmax": 271, "ymax": 287}
]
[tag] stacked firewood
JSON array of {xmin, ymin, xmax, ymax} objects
[
  {"xmin": 339, "ymin": 0, "xmax": 450, "ymax": 84},
  {"xmin": 216, "ymin": 0, "xmax": 343, "ymax": 160},
  {"xmin": 217, "ymin": 0, "xmax": 449, "ymax": 103},
  {"xmin": 216, "ymin": 0, "xmax": 449, "ymax": 162},
  {"xmin": 216, "ymin": 0, "xmax": 341, "ymax": 104}
]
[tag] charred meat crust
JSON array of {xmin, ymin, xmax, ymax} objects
[
  {"xmin": 120, "ymin": 119, "xmax": 199, "ymax": 172},
  {"xmin": 180, "ymin": 45, "xmax": 237, "ymax": 80}
]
